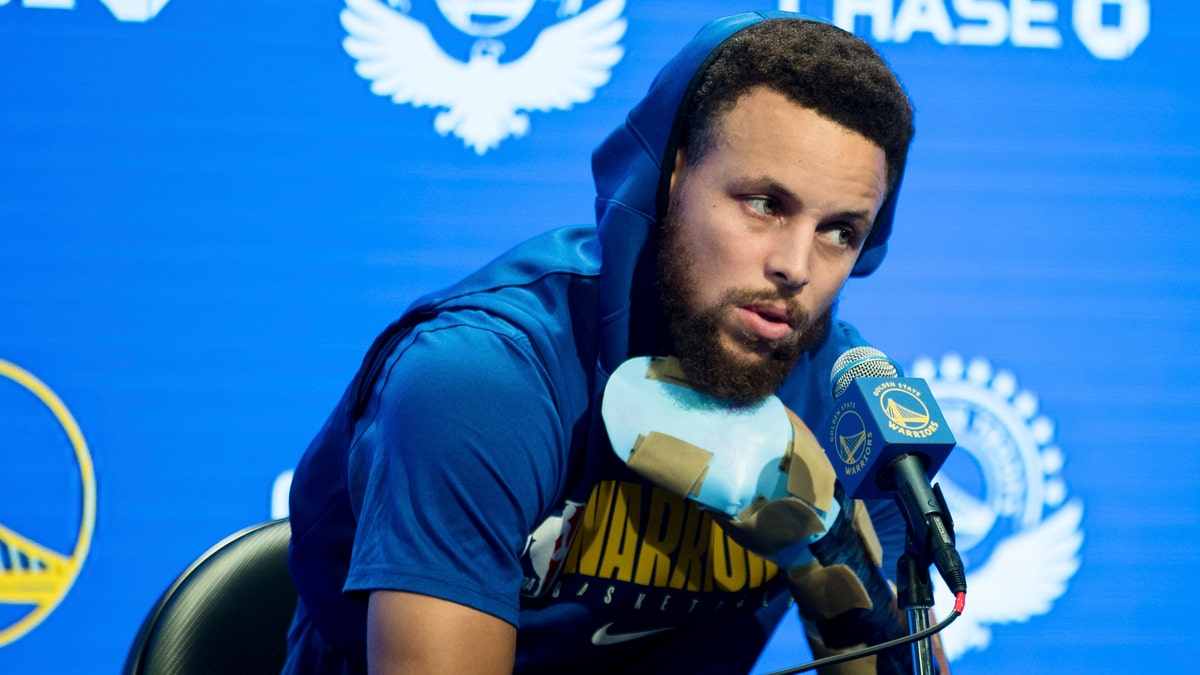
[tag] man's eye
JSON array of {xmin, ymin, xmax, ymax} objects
[
  {"xmin": 746, "ymin": 197, "xmax": 777, "ymax": 216},
  {"xmin": 823, "ymin": 226, "xmax": 860, "ymax": 248}
]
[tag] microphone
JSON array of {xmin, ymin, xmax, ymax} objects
[{"xmin": 821, "ymin": 347, "xmax": 967, "ymax": 595}]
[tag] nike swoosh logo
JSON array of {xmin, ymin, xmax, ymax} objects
[{"xmin": 590, "ymin": 622, "xmax": 675, "ymax": 646}]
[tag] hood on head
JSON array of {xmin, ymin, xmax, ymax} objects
[{"xmin": 590, "ymin": 10, "xmax": 904, "ymax": 376}]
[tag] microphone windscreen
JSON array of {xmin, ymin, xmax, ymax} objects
[{"xmin": 831, "ymin": 346, "xmax": 900, "ymax": 399}]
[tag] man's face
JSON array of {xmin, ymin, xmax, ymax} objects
[{"xmin": 658, "ymin": 86, "xmax": 889, "ymax": 406}]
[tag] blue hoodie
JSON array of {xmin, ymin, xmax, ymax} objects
[{"xmin": 285, "ymin": 10, "xmax": 907, "ymax": 675}]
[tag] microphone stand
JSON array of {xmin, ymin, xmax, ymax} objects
[{"xmin": 897, "ymin": 531, "xmax": 936, "ymax": 675}]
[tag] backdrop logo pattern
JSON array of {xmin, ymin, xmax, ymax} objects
[
  {"xmin": 341, "ymin": 0, "xmax": 627, "ymax": 154},
  {"xmin": 3, "ymin": 0, "xmax": 172, "ymax": 22},
  {"xmin": 910, "ymin": 354, "xmax": 1083, "ymax": 661},
  {"xmin": 0, "ymin": 360, "xmax": 96, "ymax": 647},
  {"xmin": 780, "ymin": 0, "xmax": 1151, "ymax": 60}
]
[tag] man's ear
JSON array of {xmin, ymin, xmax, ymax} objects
[{"xmin": 668, "ymin": 146, "xmax": 688, "ymax": 195}]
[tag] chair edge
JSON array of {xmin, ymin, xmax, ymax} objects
[{"xmin": 121, "ymin": 518, "xmax": 292, "ymax": 675}]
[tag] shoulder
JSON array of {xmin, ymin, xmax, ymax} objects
[
  {"xmin": 366, "ymin": 313, "xmax": 562, "ymax": 431},
  {"xmin": 348, "ymin": 313, "xmax": 585, "ymax": 505},
  {"xmin": 344, "ymin": 319, "xmax": 576, "ymax": 574}
]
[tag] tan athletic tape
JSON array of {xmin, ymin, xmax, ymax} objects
[
  {"xmin": 627, "ymin": 431, "xmax": 712, "ymax": 498},
  {"xmin": 784, "ymin": 409, "xmax": 836, "ymax": 513},
  {"xmin": 643, "ymin": 356, "xmax": 692, "ymax": 388},
  {"xmin": 851, "ymin": 499, "xmax": 884, "ymax": 569},
  {"xmin": 732, "ymin": 495, "xmax": 825, "ymax": 553},
  {"xmin": 787, "ymin": 561, "xmax": 874, "ymax": 621}
]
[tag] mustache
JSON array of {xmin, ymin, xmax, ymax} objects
[{"xmin": 718, "ymin": 289, "xmax": 807, "ymax": 326}]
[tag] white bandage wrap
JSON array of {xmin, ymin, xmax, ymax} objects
[{"xmin": 602, "ymin": 356, "xmax": 840, "ymax": 568}]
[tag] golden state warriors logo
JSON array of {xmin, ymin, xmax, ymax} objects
[
  {"xmin": 873, "ymin": 380, "xmax": 939, "ymax": 438},
  {"xmin": 829, "ymin": 403, "xmax": 872, "ymax": 475},
  {"xmin": 340, "ymin": 0, "xmax": 627, "ymax": 154},
  {"xmin": 0, "ymin": 360, "xmax": 95, "ymax": 646}
]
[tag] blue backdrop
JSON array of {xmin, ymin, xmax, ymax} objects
[{"xmin": 1, "ymin": 0, "xmax": 1196, "ymax": 672}]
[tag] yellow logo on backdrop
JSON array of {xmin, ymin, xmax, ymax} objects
[{"xmin": 0, "ymin": 360, "xmax": 96, "ymax": 646}]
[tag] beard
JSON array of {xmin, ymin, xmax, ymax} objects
[{"xmin": 656, "ymin": 202, "xmax": 833, "ymax": 408}]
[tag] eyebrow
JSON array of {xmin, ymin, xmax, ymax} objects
[{"xmin": 736, "ymin": 176, "xmax": 876, "ymax": 226}]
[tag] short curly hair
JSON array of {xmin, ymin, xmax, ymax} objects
[{"xmin": 681, "ymin": 19, "xmax": 914, "ymax": 193}]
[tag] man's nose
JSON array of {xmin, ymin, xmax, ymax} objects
[{"xmin": 765, "ymin": 228, "xmax": 811, "ymax": 291}]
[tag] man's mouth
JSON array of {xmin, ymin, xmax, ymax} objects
[
  {"xmin": 736, "ymin": 304, "xmax": 796, "ymax": 341},
  {"xmin": 747, "ymin": 305, "xmax": 793, "ymax": 326}
]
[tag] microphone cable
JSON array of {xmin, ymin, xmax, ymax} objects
[{"xmin": 761, "ymin": 592, "xmax": 966, "ymax": 675}]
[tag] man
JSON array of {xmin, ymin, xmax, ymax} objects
[{"xmin": 285, "ymin": 11, "xmax": 926, "ymax": 674}]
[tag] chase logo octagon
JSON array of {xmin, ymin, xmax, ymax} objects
[
  {"xmin": 341, "ymin": 0, "xmax": 627, "ymax": 154},
  {"xmin": 0, "ymin": 360, "xmax": 96, "ymax": 646},
  {"xmin": 911, "ymin": 354, "xmax": 1084, "ymax": 662}
]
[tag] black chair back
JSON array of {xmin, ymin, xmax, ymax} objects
[{"xmin": 123, "ymin": 518, "xmax": 296, "ymax": 675}]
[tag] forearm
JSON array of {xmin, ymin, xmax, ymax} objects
[{"xmin": 786, "ymin": 493, "xmax": 912, "ymax": 674}]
